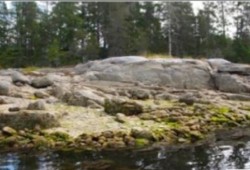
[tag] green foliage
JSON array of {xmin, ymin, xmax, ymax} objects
[
  {"xmin": 227, "ymin": 37, "xmax": 250, "ymax": 63},
  {"xmin": 47, "ymin": 39, "xmax": 66, "ymax": 66},
  {"xmin": 0, "ymin": 2, "xmax": 249, "ymax": 67}
]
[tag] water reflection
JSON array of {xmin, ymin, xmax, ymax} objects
[{"xmin": 1, "ymin": 141, "xmax": 250, "ymax": 170}]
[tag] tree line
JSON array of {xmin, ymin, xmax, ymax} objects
[{"xmin": 0, "ymin": 1, "xmax": 250, "ymax": 67}]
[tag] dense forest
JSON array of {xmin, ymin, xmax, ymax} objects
[{"xmin": 0, "ymin": 1, "xmax": 250, "ymax": 67}]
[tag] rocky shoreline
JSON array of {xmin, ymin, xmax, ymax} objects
[{"xmin": 0, "ymin": 56, "xmax": 250, "ymax": 152}]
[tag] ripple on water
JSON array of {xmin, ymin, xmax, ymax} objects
[{"xmin": 1, "ymin": 141, "xmax": 250, "ymax": 170}]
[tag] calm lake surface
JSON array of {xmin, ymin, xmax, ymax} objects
[{"xmin": 1, "ymin": 140, "xmax": 250, "ymax": 170}]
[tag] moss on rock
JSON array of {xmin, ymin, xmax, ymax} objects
[
  {"xmin": 135, "ymin": 138, "xmax": 150, "ymax": 147},
  {"xmin": 104, "ymin": 98, "xmax": 143, "ymax": 115}
]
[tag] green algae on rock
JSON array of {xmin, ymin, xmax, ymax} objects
[{"xmin": 135, "ymin": 138, "xmax": 150, "ymax": 147}]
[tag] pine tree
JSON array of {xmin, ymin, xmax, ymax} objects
[
  {"xmin": 163, "ymin": 2, "xmax": 196, "ymax": 57},
  {"xmin": 196, "ymin": 2, "xmax": 218, "ymax": 57},
  {"xmin": 0, "ymin": 2, "xmax": 8, "ymax": 48},
  {"xmin": 11, "ymin": 2, "xmax": 40, "ymax": 66},
  {"xmin": 230, "ymin": 2, "xmax": 250, "ymax": 63},
  {"xmin": 50, "ymin": 2, "xmax": 83, "ymax": 65}
]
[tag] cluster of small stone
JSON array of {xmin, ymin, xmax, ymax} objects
[
  {"xmin": 139, "ymin": 103, "xmax": 250, "ymax": 143},
  {"xmin": 0, "ymin": 126, "xmax": 156, "ymax": 151},
  {"xmin": 0, "ymin": 126, "xmax": 72, "ymax": 151},
  {"xmin": 74, "ymin": 129, "xmax": 158, "ymax": 150}
]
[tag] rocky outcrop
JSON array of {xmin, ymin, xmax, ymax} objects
[
  {"xmin": 76, "ymin": 57, "xmax": 214, "ymax": 90},
  {"xmin": 75, "ymin": 56, "xmax": 250, "ymax": 93},
  {"xmin": 0, "ymin": 57, "xmax": 250, "ymax": 152}
]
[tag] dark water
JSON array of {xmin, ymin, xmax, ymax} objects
[{"xmin": 1, "ymin": 141, "xmax": 250, "ymax": 170}]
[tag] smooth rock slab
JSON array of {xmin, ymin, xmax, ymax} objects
[
  {"xmin": 77, "ymin": 57, "xmax": 214, "ymax": 90},
  {"xmin": 0, "ymin": 111, "xmax": 60, "ymax": 129}
]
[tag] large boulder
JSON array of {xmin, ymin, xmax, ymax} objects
[
  {"xmin": 214, "ymin": 73, "xmax": 250, "ymax": 93},
  {"xmin": 0, "ymin": 81, "xmax": 11, "ymax": 96},
  {"xmin": 31, "ymin": 76, "xmax": 54, "ymax": 88},
  {"xmin": 11, "ymin": 71, "xmax": 30, "ymax": 85}
]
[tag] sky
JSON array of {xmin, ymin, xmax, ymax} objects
[{"xmin": 191, "ymin": 1, "xmax": 203, "ymax": 15}]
